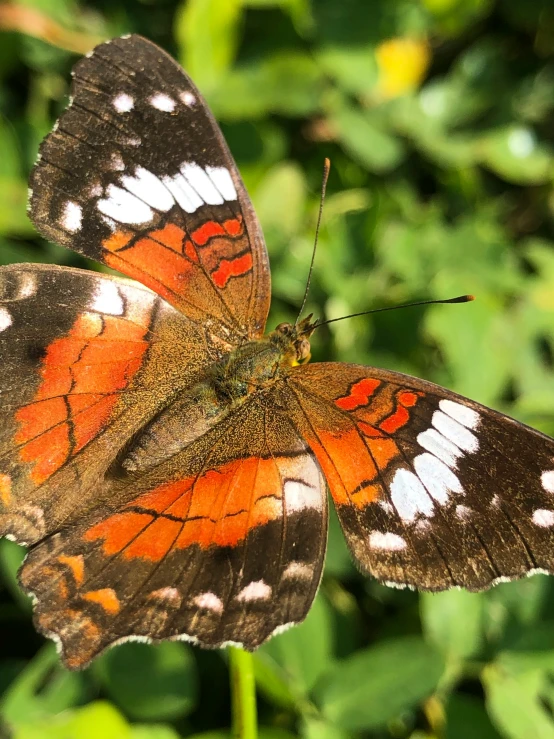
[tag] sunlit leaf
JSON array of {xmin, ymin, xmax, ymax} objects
[
  {"xmin": 316, "ymin": 636, "xmax": 444, "ymax": 730},
  {"xmin": 95, "ymin": 642, "xmax": 197, "ymax": 721}
]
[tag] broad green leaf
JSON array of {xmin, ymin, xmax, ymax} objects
[
  {"xmin": 301, "ymin": 717, "xmax": 350, "ymax": 739},
  {"xmin": 496, "ymin": 622, "xmax": 554, "ymax": 674},
  {"xmin": 241, "ymin": 0, "xmax": 312, "ymax": 34},
  {"xmin": 324, "ymin": 505, "xmax": 355, "ymax": 578},
  {"xmin": 0, "ymin": 540, "xmax": 30, "ymax": 612},
  {"xmin": 484, "ymin": 664, "xmax": 554, "ymax": 739},
  {"xmin": 316, "ymin": 636, "xmax": 445, "ymax": 730},
  {"xmin": 0, "ymin": 178, "xmax": 36, "ymax": 237},
  {"xmin": 252, "ymin": 652, "xmax": 297, "ymax": 711},
  {"xmin": 175, "ymin": 0, "xmax": 243, "ymax": 94},
  {"xmin": 0, "ymin": 120, "xmax": 22, "ymax": 179},
  {"xmin": 96, "ymin": 642, "xmax": 197, "ymax": 721},
  {"xmin": 330, "ymin": 103, "xmax": 405, "ymax": 174},
  {"xmin": 421, "ymin": 589, "xmax": 484, "ymax": 659},
  {"xmin": 187, "ymin": 731, "xmax": 296, "ymax": 739},
  {"xmin": 485, "ymin": 575, "xmax": 550, "ymax": 640},
  {"xmin": 259, "ymin": 591, "xmax": 333, "ymax": 696},
  {"xmin": 317, "ymin": 44, "xmax": 379, "ymax": 97},
  {"xmin": 131, "ymin": 725, "xmax": 181, "ymax": 739},
  {"xmin": 2, "ymin": 644, "xmax": 86, "ymax": 730},
  {"xmin": 209, "ymin": 53, "xmax": 323, "ymax": 119},
  {"xmin": 445, "ymin": 693, "xmax": 502, "ymax": 739},
  {"xmin": 479, "ymin": 125, "xmax": 554, "ymax": 185},
  {"xmin": 13, "ymin": 701, "xmax": 131, "ymax": 739},
  {"xmin": 254, "ymin": 161, "xmax": 307, "ymax": 238}
]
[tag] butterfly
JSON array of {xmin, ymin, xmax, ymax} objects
[{"xmin": 1, "ymin": 35, "xmax": 553, "ymax": 671}]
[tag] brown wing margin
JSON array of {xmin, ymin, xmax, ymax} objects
[
  {"xmin": 17, "ymin": 396, "xmax": 327, "ymax": 668},
  {"xmin": 286, "ymin": 362, "xmax": 554, "ymax": 591},
  {"xmin": 29, "ymin": 35, "xmax": 271, "ymax": 340},
  {"xmin": 0, "ymin": 264, "xmax": 217, "ymax": 546}
]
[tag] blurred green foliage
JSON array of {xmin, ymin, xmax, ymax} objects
[{"xmin": 1, "ymin": 0, "xmax": 554, "ymax": 737}]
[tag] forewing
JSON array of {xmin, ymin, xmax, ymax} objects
[
  {"xmin": 29, "ymin": 35, "xmax": 270, "ymax": 340},
  {"xmin": 287, "ymin": 362, "xmax": 554, "ymax": 591},
  {"xmin": 18, "ymin": 394, "xmax": 327, "ymax": 669},
  {"xmin": 0, "ymin": 264, "xmax": 224, "ymax": 545}
]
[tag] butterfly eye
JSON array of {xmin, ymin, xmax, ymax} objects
[
  {"xmin": 275, "ymin": 322, "xmax": 292, "ymax": 335},
  {"xmin": 295, "ymin": 338, "xmax": 311, "ymax": 363}
]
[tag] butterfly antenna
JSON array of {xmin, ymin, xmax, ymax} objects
[
  {"xmin": 314, "ymin": 294, "xmax": 475, "ymax": 329},
  {"xmin": 296, "ymin": 158, "xmax": 331, "ymax": 325}
]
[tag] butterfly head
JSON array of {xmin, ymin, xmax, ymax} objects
[{"xmin": 272, "ymin": 314, "xmax": 316, "ymax": 367}]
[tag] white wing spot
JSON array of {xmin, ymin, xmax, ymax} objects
[
  {"xmin": 149, "ymin": 587, "xmax": 180, "ymax": 602},
  {"xmin": 417, "ymin": 429, "xmax": 463, "ymax": 468},
  {"xmin": 181, "ymin": 162, "xmax": 225, "ymax": 205},
  {"xmin": 390, "ymin": 468, "xmax": 434, "ymax": 522},
  {"xmin": 432, "ymin": 411, "xmax": 479, "ymax": 453},
  {"xmin": 283, "ymin": 561, "xmax": 313, "ymax": 580},
  {"xmin": 0, "ymin": 307, "xmax": 12, "ymax": 332},
  {"xmin": 439, "ymin": 399, "xmax": 480, "ymax": 429},
  {"xmin": 97, "ymin": 184, "xmax": 154, "ymax": 225},
  {"xmin": 236, "ymin": 580, "xmax": 272, "ymax": 602},
  {"xmin": 14, "ymin": 273, "xmax": 37, "ymax": 299},
  {"xmin": 369, "ymin": 531, "xmax": 407, "ymax": 551},
  {"xmin": 113, "ymin": 92, "xmax": 134, "ymax": 112},
  {"xmin": 89, "ymin": 183, "xmax": 103, "ymax": 198},
  {"xmin": 61, "ymin": 201, "xmax": 82, "ymax": 233},
  {"xmin": 541, "ymin": 470, "xmax": 554, "ymax": 494},
  {"xmin": 162, "ymin": 172, "xmax": 203, "ymax": 213},
  {"xmin": 193, "ymin": 592, "xmax": 224, "ymax": 613},
  {"xmin": 413, "ymin": 453, "xmax": 463, "ymax": 505},
  {"xmin": 284, "ymin": 478, "xmax": 321, "ymax": 512},
  {"xmin": 533, "ymin": 509, "xmax": 554, "ymax": 527},
  {"xmin": 110, "ymin": 153, "xmax": 125, "ymax": 171},
  {"xmin": 91, "ymin": 280, "xmax": 124, "ymax": 315},
  {"xmin": 120, "ymin": 166, "xmax": 174, "ymax": 211},
  {"xmin": 206, "ymin": 166, "xmax": 237, "ymax": 201},
  {"xmin": 180, "ymin": 90, "xmax": 197, "ymax": 106},
  {"xmin": 150, "ymin": 93, "xmax": 176, "ymax": 112},
  {"xmin": 456, "ymin": 504, "xmax": 472, "ymax": 520}
]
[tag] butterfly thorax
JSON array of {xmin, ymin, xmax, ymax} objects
[
  {"xmin": 119, "ymin": 317, "xmax": 315, "ymax": 474},
  {"xmin": 208, "ymin": 315, "xmax": 315, "ymax": 404}
]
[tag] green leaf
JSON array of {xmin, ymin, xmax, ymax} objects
[
  {"xmin": 0, "ymin": 540, "xmax": 30, "ymax": 613},
  {"xmin": 254, "ymin": 161, "xmax": 307, "ymax": 238},
  {"xmin": 330, "ymin": 103, "xmax": 405, "ymax": 173},
  {"xmin": 175, "ymin": 0, "xmax": 243, "ymax": 94},
  {"xmin": 0, "ymin": 178, "xmax": 36, "ymax": 237},
  {"xmin": 484, "ymin": 664, "xmax": 554, "ymax": 739},
  {"xmin": 95, "ymin": 642, "xmax": 197, "ymax": 721},
  {"xmin": 421, "ymin": 589, "xmax": 484, "ymax": 659},
  {"xmin": 13, "ymin": 701, "xmax": 132, "ymax": 739},
  {"xmin": 259, "ymin": 591, "xmax": 333, "ymax": 697},
  {"xmin": 130, "ymin": 725, "xmax": 181, "ymax": 739},
  {"xmin": 1, "ymin": 645, "xmax": 86, "ymax": 731},
  {"xmin": 479, "ymin": 125, "xmax": 554, "ymax": 185},
  {"xmin": 446, "ymin": 693, "xmax": 502, "ymax": 739},
  {"xmin": 316, "ymin": 636, "xmax": 445, "ymax": 730},
  {"xmin": 317, "ymin": 44, "xmax": 379, "ymax": 97},
  {"xmin": 300, "ymin": 717, "xmax": 350, "ymax": 739},
  {"xmin": 252, "ymin": 652, "xmax": 298, "ymax": 711},
  {"xmin": 324, "ymin": 505, "xmax": 355, "ymax": 579},
  {"xmin": 209, "ymin": 53, "xmax": 323, "ymax": 119}
]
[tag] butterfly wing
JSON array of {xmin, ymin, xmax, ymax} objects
[
  {"xmin": 18, "ymin": 394, "xmax": 327, "ymax": 669},
  {"xmin": 0, "ymin": 264, "xmax": 230, "ymax": 545},
  {"xmin": 286, "ymin": 362, "xmax": 554, "ymax": 590},
  {"xmin": 29, "ymin": 35, "xmax": 270, "ymax": 340}
]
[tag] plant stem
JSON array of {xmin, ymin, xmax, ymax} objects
[{"xmin": 229, "ymin": 645, "xmax": 258, "ymax": 739}]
